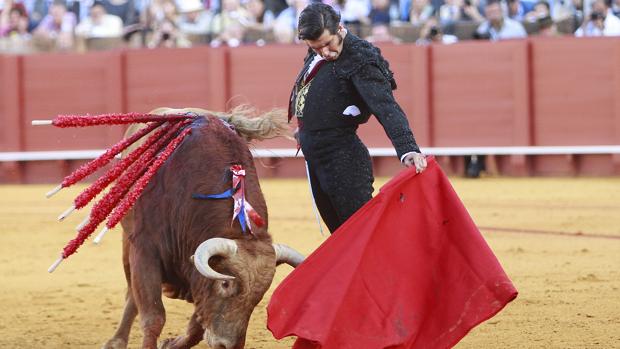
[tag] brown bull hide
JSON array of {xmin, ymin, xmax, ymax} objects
[{"xmin": 101, "ymin": 110, "xmax": 290, "ymax": 349}]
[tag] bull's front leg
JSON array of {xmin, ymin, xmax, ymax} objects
[
  {"xmin": 130, "ymin": 246, "xmax": 166, "ymax": 349},
  {"xmin": 159, "ymin": 312, "xmax": 205, "ymax": 349}
]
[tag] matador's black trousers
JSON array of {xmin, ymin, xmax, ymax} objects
[{"xmin": 299, "ymin": 127, "xmax": 374, "ymax": 234}]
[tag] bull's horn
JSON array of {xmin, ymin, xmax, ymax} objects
[
  {"xmin": 273, "ymin": 244, "xmax": 305, "ymax": 267},
  {"xmin": 194, "ymin": 238, "xmax": 238, "ymax": 280}
]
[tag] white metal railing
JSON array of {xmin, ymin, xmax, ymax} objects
[{"xmin": 1, "ymin": 145, "xmax": 620, "ymax": 162}]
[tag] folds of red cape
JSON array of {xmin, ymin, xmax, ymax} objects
[{"xmin": 267, "ymin": 156, "xmax": 518, "ymax": 349}]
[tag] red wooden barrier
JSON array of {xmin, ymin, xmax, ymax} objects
[
  {"xmin": 530, "ymin": 37, "xmax": 620, "ymax": 175},
  {"xmin": 1, "ymin": 37, "xmax": 619, "ymax": 183},
  {"xmin": 0, "ymin": 55, "xmax": 23, "ymax": 182},
  {"xmin": 125, "ymin": 47, "xmax": 228, "ymax": 112}
]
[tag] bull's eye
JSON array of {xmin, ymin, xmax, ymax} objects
[{"xmin": 216, "ymin": 279, "xmax": 236, "ymax": 297}]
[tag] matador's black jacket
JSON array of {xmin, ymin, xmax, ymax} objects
[{"xmin": 289, "ymin": 32, "xmax": 421, "ymax": 233}]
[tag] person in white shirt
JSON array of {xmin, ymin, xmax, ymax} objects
[
  {"xmin": 75, "ymin": 0, "xmax": 123, "ymax": 38},
  {"xmin": 575, "ymin": 0, "xmax": 620, "ymax": 36},
  {"xmin": 177, "ymin": 0, "xmax": 212, "ymax": 35},
  {"xmin": 476, "ymin": 0, "xmax": 528, "ymax": 40}
]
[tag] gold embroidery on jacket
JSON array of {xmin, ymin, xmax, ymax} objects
[{"xmin": 295, "ymin": 81, "xmax": 311, "ymax": 118}]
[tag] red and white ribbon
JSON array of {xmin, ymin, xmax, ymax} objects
[{"xmin": 230, "ymin": 165, "xmax": 265, "ymax": 234}]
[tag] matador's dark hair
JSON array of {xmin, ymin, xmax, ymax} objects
[{"xmin": 298, "ymin": 3, "xmax": 341, "ymax": 41}]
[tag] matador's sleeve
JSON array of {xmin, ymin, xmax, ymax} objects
[{"xmin": 350, "ymin": 64, "xmax": 421, "ymax": 159}]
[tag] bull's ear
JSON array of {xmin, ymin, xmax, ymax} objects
[{"xmin": 273, "ymin": 244, "xmax": 305, "ymax": 267}]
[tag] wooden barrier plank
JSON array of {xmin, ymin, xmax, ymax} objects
[
  {"xmin": 0, "ymin": 55, "xmax": 23, "ymax": 151},
  {"xmin": 510, "ymin": 40, "xmax": 532, "ymax": 175},
  {"xmin": 228, "ymin": 44, "xmax": 311, "ymax": 152},
  {"xmin": 0, "ymin": 55, "xmax": 24, "ymax": 182},
  {"xmin": 613, "ymin": 39, "xmax": 620, "ymax": 174},
  {"xmin": 532, "ymin": 37, "xmax": 616, "ymax": 146},
  {"xmin": 227, "ymin": 45, "xmax": 302, "ymax": 110},
  {"xmin": 125, "ymin": 47, "xmax": 220, "ymax": 112},
  {"xmin": 21, "ymin": 52, "xmax": 125, "ymax": 151},
  {"xmin": 432, "ymin": 41, "xmax": 522, "ymax": 147},
  {"xmin": 411, "ymin": 44, "xmax": 432, "ymax": 147}
]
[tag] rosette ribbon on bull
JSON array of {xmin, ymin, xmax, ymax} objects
[{"xmin": 192, "ymin": 164, "xmax": 266, "ymax": 235}]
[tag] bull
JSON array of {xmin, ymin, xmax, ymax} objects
[{"xmin": 101, "ymin": 107, "xmax": 304, "ymax": 349}]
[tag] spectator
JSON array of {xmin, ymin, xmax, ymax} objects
[
  {"xmin": 133, "ymin": 0, "xmax": 150, "ymax": 17},
  {"xmin": 0, "ymin": 0, "xmax": 32, "ymax": 52},
  {"xmin": 524, "ymin": 0, "xmax": 551, "ymax": 21},
  {"xmin": 416, "ymin": 16, "xmax": 459, "ymax": 43},
  {"xmin": 143, "ymin": 0, "xmax": 177, "ymax": 34},
  {"xmin": 148, "ymin": 18, "xmax": 191, "ymax": 47},
  {"xmin": 272, "ymin": 0, "xmax": 307, "ymax": 43},
  {"xmin": 475, "ymin": 0, "xmax": 528, "ymax": 40},
  {"xmin": 550, "ymin": 0, "xmax": 578, "ymax": 21},
  {"xmin": 1, "ymin": 0, "xmax": 30, "ymax": 38},
  {"xmin": 33, "ymin": 0, "xmax": 77, "ymax": 50},
  {"xmin": 398, "ymin": 0, "xmax": 413, "ymax": 21},
  {"xmin": 575, "ymin": 0, "xmax": 620, "ymax": 35},
  {"xmin": 264, "ymin": 0, "xmax": 288, "ymax": 17},
  {"xmin": 368, "ymin": 0, "xmax": 392, "ymax": 26},
  {"xmin": 439, "ymin": 0, "xmax": 463, "ymax": 25},
  {"xmin": 536, "ymin": 14, "xmax": 560, "ymax": 34},
  {"xmin": 176, "ymin": 0, "xmax": 212, "ymax": 35},
  {"xmin": 462, "ymin": 0, "xmax": 484, "ymax": 22},
  {"xmin": 439, "ymin": 0, "xmax": 484, "ymax": 26},
  {"xmin": 570, "ymin": 0, "xmax": 585, "ymax": 24},
  {"xmin": 65, "ymin": 0, "xmax": 87, "ymax": 22},
  {"xmin": 365, "ymin": 22, "xmax": 402, "ymax": 42},
  {"xmin": 245, "ymin": 0, "xmax": 276, "ymax": 31},
  {"xmin": 520, "ymin": 0, "xmax": 539, "ymax": 13},
  {"xmin": 613, "ymin": 0, "xmax": 620, "ymax": 15},
  {"xmin": 340, "ymin": 0, "xmax": 372, "ymax": 35},
  {"xmin": 461, "ymin": 0, "xmax": 484, "ymax": 22},
  {"xmin": 409, "ymin": 0, "xmax": 433, "ymax": 25},
  {"xmin": 210, "ymin": 0, "xmax": 251, "ymax": 46},
  {"xmin": 100, "ymin": 0, "xmax": 137, "ymax": 26},
  {"xmin": 75, "ymin": 1, "xmax": 124, "ymax": 38},
  {"xmin": 522, "ymin": 0, "xmax": 576, "ymax": 21},
  {"xmin": 507, "ymin": 0, "xmax": 527, "ymax": 20},
  {"xmin": 22, "ymin": 0, "xmax": 49, "ymax": 30}
]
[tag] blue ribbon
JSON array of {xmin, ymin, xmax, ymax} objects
[
  {"xmin": 193, "ymin": 184, "xmax": 250, "ymax": 234},
  {"xmin": 238, "ymin": 201, "xmax": 247, "ymax": 233},
  {"xmin": 192, "ymin": 188, "xmax": 234, "ymax": 200}
]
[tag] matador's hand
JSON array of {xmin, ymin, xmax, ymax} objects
[{"xmin": 403, "ymin": 153, "xmax": 427, "ymax": 173}]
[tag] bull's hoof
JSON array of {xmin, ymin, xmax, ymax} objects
[
  {"xmin": 101, "ymin": 338, "xmax": 128, "ymax": 349},
  {"xmin": 158, "ymin": 337, "xmax": 181, "ymax": 349}
]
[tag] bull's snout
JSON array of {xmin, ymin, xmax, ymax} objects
[
  {"xmin": 213, "ymin": 343, "xmax": 231, "ymax": 349},
  {"xmin": 208, "ymin": 339, "xmax": 242, "ymax": 349},
  {"xmin": 204, "ymin": 330, "xmax": 245, "ymax": 349},
  {"xmin": 207, "ymin": 337, "xmax": 232, "ymax": 349}
]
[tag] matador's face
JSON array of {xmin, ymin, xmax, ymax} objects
[{"xmin": 304, "ymin": 25, "xmax": 345, "ymax": 61}]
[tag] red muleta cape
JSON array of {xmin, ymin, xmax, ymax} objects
[{"xmin": 267, "ymin": 157, "xmax": 517, "ymax": 349}]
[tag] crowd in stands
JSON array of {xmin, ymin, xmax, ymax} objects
[{"xmin": 0, "ymin": 0, "xmax": 619, "ymax": 53}]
